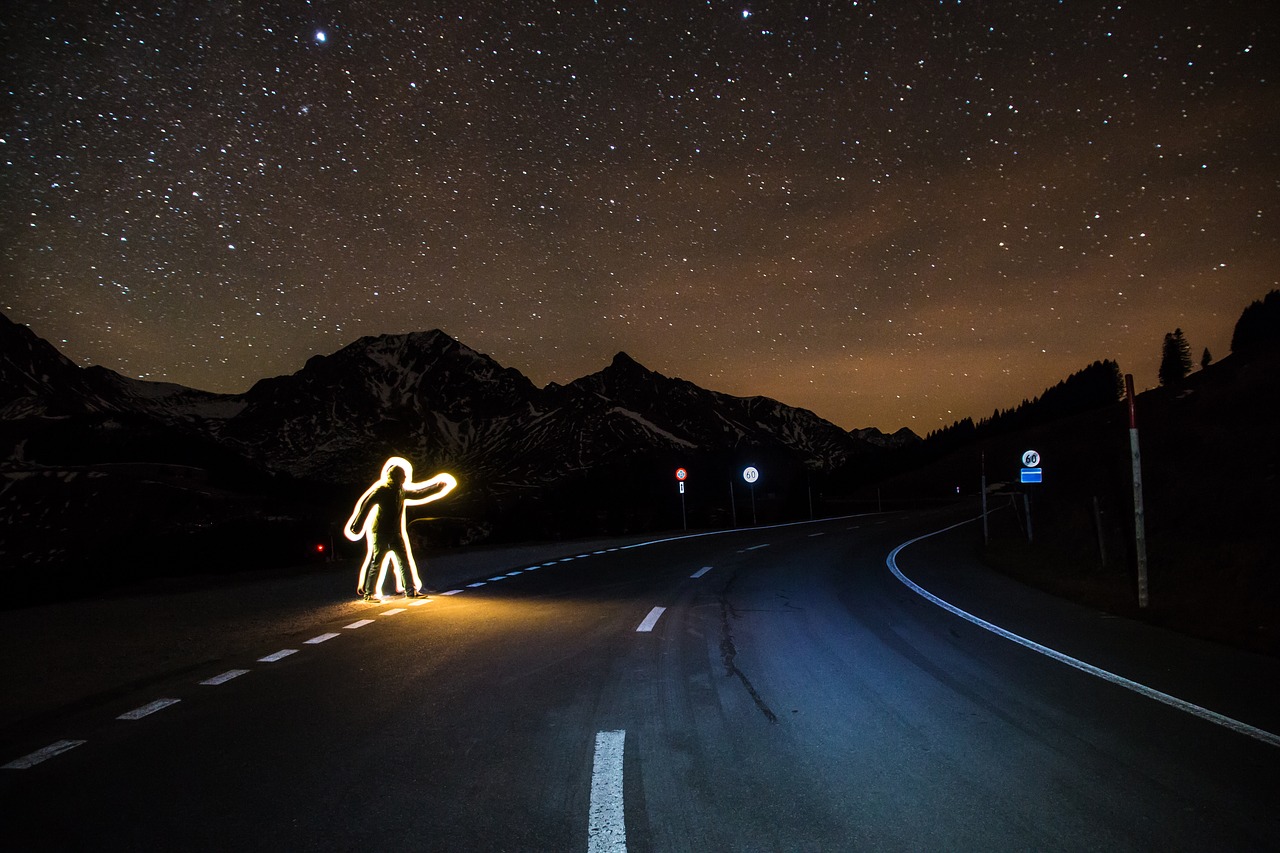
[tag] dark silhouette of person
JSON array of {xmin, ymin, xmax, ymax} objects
[{"xmin": 344, "ymin": 456, "xmax": 456, "ymax": 601}]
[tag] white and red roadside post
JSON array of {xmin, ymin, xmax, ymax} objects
[
  {"xmin": 1125, "ymin": 374, "xmax": 1149, "ymax": 608},
  {"xmin": 675, "ymin": 468, "xmax": 688, "ymax": 531}
]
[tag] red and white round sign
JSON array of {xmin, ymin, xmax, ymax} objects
[{"xmin": 675, "ymin": 468, "xmax": 688, "ymax": 481}]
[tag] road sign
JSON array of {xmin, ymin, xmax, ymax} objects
[
  {"xmin": 743, "ymin": 466, "xmax": 759, "ymax": 484},
  {"xmin": 1020, "ymin": 468, "xmax": 1043, "ymax": 484},
  {"xmin": 675, "ymin": 468, "xmax": 688, "ymax": 481},
  {"xmin": 678, "ymin": 481, "xmax": 685, "ymax": 494},
  {"xmin": 1021, "ymin": 450, "xmax": 1041, "ymax": 468}
]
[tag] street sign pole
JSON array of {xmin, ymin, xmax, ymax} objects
[
  {"xmin": 980, "ymin": 453, "xmax": 989, "ymax": 546},
  {"xmin": 1126, "ymin": 375, "xmax": 1149, "ymax": 608},
  {"xmin": 675, "ymin": 469, "xmax": 688, "ymax": 532},
  {"xmin": 742, "ymin": 467, "xmax": 759, "ymax": 526}
]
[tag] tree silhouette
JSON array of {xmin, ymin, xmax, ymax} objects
[
  {"xmin": 1230, "ymin": 289, "xmax": 1280, "ymax": 357},
  {"xmin": 1200, "ymin": 347, "xmax": 1212, "ymax": 369},
  {"xmin": 1158, "ymin": 328, "xmax": 1192, "ymax": 386}
]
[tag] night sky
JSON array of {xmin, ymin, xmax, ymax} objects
[{"xmin": 3, "ymin": 2, "xmax": 1275, "ymax": 431}]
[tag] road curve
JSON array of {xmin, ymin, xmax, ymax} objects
[{"xmin": 3, "ymin": 506, "xmax": 1277, "ymax": 851}]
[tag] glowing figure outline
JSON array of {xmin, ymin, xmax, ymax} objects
[{"xmin": 344, "ymin": 456, "xmax": 457, "ymax": 600}]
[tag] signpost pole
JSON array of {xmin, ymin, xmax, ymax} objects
[
  {"xmin": 675, "ymin": 469, "xmax": 689, "ymax": 532},
  {"xmin": 729, "ymin": 479, "xmax": 737, "ymax": 529},
  {"xmin": 742, "ymin": 467, "xmax": 760, "ymax": 526},
  {"xmin": 1126, "ymin": 375, "xmax": 1149, "ymax": 608},
  {"xmin": 980, "ymin": 453, "xmax": 989, "ymax": 546}
]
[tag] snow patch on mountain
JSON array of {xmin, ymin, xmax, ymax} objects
[{"xmin": 607, "ymin": 407, "xmax": 699, "ymax": 448}]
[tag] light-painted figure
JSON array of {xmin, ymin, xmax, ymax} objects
[{"xmin": 344, "ymin": 457, "xmax": 457, "ymax": 601}]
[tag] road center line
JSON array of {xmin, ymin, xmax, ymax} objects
[
  {"xmin": 380, "ymin": 607, "xmax": 406, "ymax": 616},
  {"xmin": 258, "ymin": 649, "xmax": 297, "ymax": 662},
  {"xmin": 887, "ymin": 519, "xmax": 1280, "ymax": 750},
  {"xmin": 441, "ymin": 589, "xmax": 463, "ymax": 595},
  {"xmin": 200, "ymin": 669, "xmax": 249, "ymax": 686},
  {"xmin": 742, "ymin": 543, "xmax": 770, "ymax": 552},
  {"xmin": 3, "ymin": 740, "xmax": 87, "ymax": 770},
  {"xmin": 587, "ymin": 730, "xmax": 627, "ymax": 853},
  {"xmin": 690, "ymin": 566, "xmax": 713, "ymax": 579},
  {"xmin": 636, "ymin": 606, "xmax": 666, "ymax": 633},
  {"xmin": 304, "ymin": 632, "xmax": 340, "ymax": 644},
  {"xmin": 345, "ymin": 619, "xmax": 375, "ymax": 629},
  {"xmin": 117, "ymin": 698, "xmax": 180, "ymax": 720}
]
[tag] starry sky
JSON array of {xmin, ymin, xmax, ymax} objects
[{"xmin": 3, "ymin": 1, "xmax": 1276, "ymax": 432}]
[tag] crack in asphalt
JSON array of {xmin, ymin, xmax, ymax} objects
[{"xmin": 719, "ymin": 570, "xmax": 779, "ymax": 724}]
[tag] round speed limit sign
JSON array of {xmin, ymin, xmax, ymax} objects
[{"xmin": 742, "ymin": 466, "xmax": 759, "ymax": 484}]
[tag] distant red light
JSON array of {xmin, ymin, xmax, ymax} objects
[{"xmin": 316, "ymin": 544, "xmax": 325, "ymax": 553}]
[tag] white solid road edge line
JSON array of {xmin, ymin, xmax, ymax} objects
[
  {"xmin": 587, "ymin": 730, "xmax": 627, "ymax": 853},
  {"xmin": 3, "ymin": 739, "xmax": 87, "ymax": 770},
  {"xmin": 117, "ymin": 698, "xmax": 180, "ymax": 720},
  {"xmin": 887, "ymin": 518, "xmax": 1280, "ymax": 750},
  {"xmin": 636, "ymin": 606, "xmax": 666, "ymax": 633}
]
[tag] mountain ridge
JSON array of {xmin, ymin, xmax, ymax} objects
[{"xmin": 0, "ymin": 314, "xmax": 911, "ymax": 490}]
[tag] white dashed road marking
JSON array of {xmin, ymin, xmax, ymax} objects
[
  {"xmin": 3, "ymin": 740, "xmax": 86, "ymax": 770},
  {"xmin": 636, "ymin": 606, "xmax": 666, "ymax": 633},
  {"xmin": 259, "ymin": 649, "xmax": 297, "ymax": 662},
  {"xmin": 117, "ymin": 698, "xmax": 180, "ymax": 720},
  {"xmin": 588, "ymin": 730, "xmax": 627, "ymax": 853},
  {"xmin": 441, "ymin": 589, "xmax": 463, "ymax": 595},
  {"xmin": 380, "ymin": 608, "xmax": 406, "ymax": 616},
  {"xmin": 690, "ymin": 566, "xmax": 713, "ymax": 579},
  {"xmin": 200, "ymin": 669, "xmax": 249, "ymax": 686},
  {"xmin": 304, "ymin": 632, "xmax": 340, "ymax": 645},
  {"xmin": 344, "ymin": 619, "xmax": 375, "ymax": 629}
]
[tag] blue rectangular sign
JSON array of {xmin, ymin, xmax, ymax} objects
[{"xmin": 1020, "ymin": 468, "xmax": 1043, "ymax": 484}]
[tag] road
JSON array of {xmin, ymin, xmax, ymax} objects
[{"xmin": 3, "ymin": 506, "xmax": 1279, "ymax": 851}]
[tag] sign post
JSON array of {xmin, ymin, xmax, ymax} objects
[
  {"xmin": 1019, "ymin": 450, "xmax": 1041, "ymax": 542},
  {"xmin": 980, "ymin": 453, "xmax": 988, "ymax": 546},
  {"xmin": 743, "ymin": 466, "xmax": 759, "ymax": 526},
  {"xmin": 1126, "ymin": 375, "xmax": 1149, "ymax": 608},
  {"xmin": 675, "ymin": 468, "xmax": 688, "ymax": 531}
]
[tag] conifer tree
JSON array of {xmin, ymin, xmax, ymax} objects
[{"xmin": 1158, "ymin": 328, "xmax": 1193, "ymax": 386}]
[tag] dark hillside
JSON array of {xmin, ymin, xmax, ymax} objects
[{"xmin": 864, "ymin": 350, "xmax": 1280, "ymax": 656}]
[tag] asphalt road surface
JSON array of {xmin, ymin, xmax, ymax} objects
[{"xmin": 4, "ymin": 506, "xmax": 1279, "ymax": 851}]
